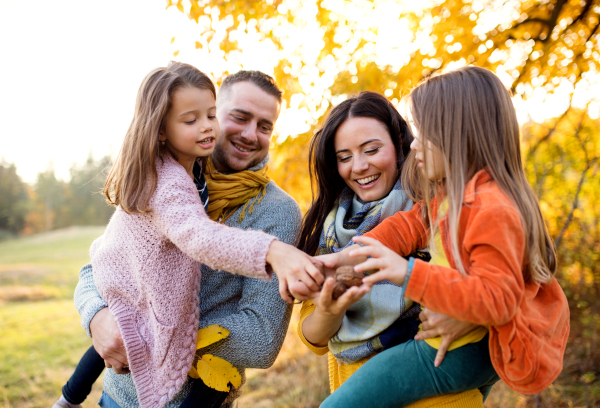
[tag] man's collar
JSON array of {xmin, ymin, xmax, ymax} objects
[{"xmin": 247, "ymin": 155, "xmax": 269, "ymax": 172}]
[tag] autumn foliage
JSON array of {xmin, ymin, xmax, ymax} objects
[{"xmin": 166, "ymin": 0, "xmax": 599, "ymax": 405}]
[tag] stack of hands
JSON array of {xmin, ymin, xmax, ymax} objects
[
  {"xmin": 267, "ymin": 236, "xmax": 409, "ymax": 304},
  {"xmin": 92, "ymin": 236, "xmax": 480, "ymax": 373},
  {"xmin": 266, "ymin": 236, "xmax": 482, "ymax": 367}
]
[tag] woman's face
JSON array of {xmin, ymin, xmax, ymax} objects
[{"xmin": 334, "ymin": 117, "xmax": 399, "ymax": 202}]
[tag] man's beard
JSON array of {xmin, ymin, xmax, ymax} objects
[{"xmin": 211, "ymin": 142, "xmax": 264, "ymax": 173}]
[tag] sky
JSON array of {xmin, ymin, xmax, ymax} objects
[{"xmin": 0, "ymin": 0, "xmax": 197, "ymax": 183}]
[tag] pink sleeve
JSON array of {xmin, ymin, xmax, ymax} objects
[{"xmin": 150, "ymin": 164, "xmax": 276, "ymax": 279}]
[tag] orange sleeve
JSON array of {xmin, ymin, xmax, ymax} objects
[
  {"xmin": 405, "ymin": 203, "xmax": 525, "ymax": 327},
  {"xmin": 363, "ymin": 202, "xmax": 429, "ymax": 256}
]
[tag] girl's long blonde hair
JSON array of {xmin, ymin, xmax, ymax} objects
[
  {"xmin": 104, "ymin": 61, "xmax": 215, "ymax": 214},
  {"xmin": 403, "ymin": 66, "xmax": 556, "ymax": 284}
]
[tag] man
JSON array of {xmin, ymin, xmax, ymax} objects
[{"xmin": 74, "ymin": 70, "xmax": 302, "ymax": 407}]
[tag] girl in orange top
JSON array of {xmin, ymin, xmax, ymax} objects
[{"xmin": 317, "ymin": 66, "xmax": 570, "ymax": 407}]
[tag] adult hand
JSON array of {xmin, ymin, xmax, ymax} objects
[
  {"xmin": 314, "ymin": 244, "xmax": 367, "ymax": 277},
  {"xmin": 313, "ymin": 252, "xmax": 342, "ymax": 278},
  {"xmin": 266, "ymin": 241, "xmax": 324, "ymax": 303},
  {"xmin": 300, "ymin": 277, "xmax": 370, "ymax": 347},
  {"xmin": 90, "ymin": 307, "xmax": 129, "ymax": 374},
  {"xmin": 415, "ymin": 308, "xmax": 485, "ymax": 367},
  {"xmin": 312, "ymin": 277, "xmax": 370, "ymax": 316},
  {"xmin": 351, "ymin": 236, "xmax": 408, "ymax": 286}
]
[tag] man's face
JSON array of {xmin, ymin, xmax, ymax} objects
[{"xmin": 212, "ymin": 81, "xmax": 281, "ymax": 172}]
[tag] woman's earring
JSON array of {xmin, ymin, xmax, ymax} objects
[{"xmin": 160, "ymin": 140, "xmax": 166, "ymax": 146}]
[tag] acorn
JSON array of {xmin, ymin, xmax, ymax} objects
[{"xmin": 331, "ymin": 266, "xmax": 364, "ymax": 299}]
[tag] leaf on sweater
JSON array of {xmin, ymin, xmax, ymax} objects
[
  {"xmin": 196, "ymin": 324, "xmax": 230, "ymax": 349},
  {"xmin": 190, "ymin": 354, "xmax": 241, "ymax": 392}
]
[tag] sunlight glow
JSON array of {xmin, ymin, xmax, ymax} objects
[{"xmin": 3, "ymin": 0, "xmax": 600, "ymax": 182}]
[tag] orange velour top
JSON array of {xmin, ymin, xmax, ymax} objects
[{"xmin": 363, "ymin": 169, "xmax": 570, "ymax": 395}]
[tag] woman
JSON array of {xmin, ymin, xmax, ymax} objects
[{"xmin": 296, "ymin": 91, "xmax": 490, "ymax": 407}]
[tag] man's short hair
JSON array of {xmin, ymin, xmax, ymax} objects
[{"xmin": 219, "ymin": 70, "xmax": 282, "ymax": 103}]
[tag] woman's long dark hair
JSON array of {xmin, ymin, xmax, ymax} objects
[{"xmin": 297, "ymin": 91, "xmax": 413, "ymax": 255}]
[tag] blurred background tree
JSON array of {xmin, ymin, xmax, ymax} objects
[
  {"xmin": 19, "ymin": 156, "xmax": 114, "ymax": 236},
  {"xmin": 0, "ymin": 162, "xmax": 30, "ymax": 240},
  {"xmin": 66, "ymin": 155, "xmax": 114, "ymax": 227},
  {"xmin": 167, "ymin": 0, "xmax": 600, "ymax": 405}
]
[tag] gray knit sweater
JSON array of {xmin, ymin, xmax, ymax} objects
[{"xmin": 74, "ymin": 158, "xmax": 300, "ymax": 407}]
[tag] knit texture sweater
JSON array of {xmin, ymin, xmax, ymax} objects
[
  {"xmin": 75, "ymin": 156, "xmax": 300, "ymax": 408},
  {"xmin": 90, "ymin": 155, "xmax": 276, "ymax": 408}
]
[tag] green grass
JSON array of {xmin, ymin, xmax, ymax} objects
[
  {"xmin": 0, "ymin": 227, "xmax": 104, "ymax": 408},
  {"xmin": 0, "ymin": 227, "xmax": 105, "ymax": 301}
]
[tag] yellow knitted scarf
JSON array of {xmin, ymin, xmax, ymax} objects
[{"xmin": 204, "ymin": 157, "xmax": 271, "ymax": 223}]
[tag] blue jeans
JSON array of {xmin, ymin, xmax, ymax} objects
[
  {"xmin": 321, "ymin": 335, "xmax": 500, "ymax": 408},
  {"xmin": 98, "ymin": 392, "xmax": 121, "ymax": 408}
]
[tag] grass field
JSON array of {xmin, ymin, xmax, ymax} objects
[
  {"xmin": 0, "ymin": 227, "xmax": 105, "ymax": 407},
  {"xmin": 0, "ymin": 227, "xmax": 575, "ymax": 407}
]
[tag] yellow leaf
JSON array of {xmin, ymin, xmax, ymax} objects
[
  {"xmin": 188, "ymin": 363, "xmax": 200, "ymax": 379},
  {"xmin": 196, "ymin": 324, "xmax": 230, "ymax": 349},
  {"xmin": 195, "ymin": 354, "xmax": 241, "ymax": 392},
  {"xmin": 170, "ymin": 36, "xmax": 176, "ymax": 44},
  {"xmin": 195, "ymin": 41, "xmax": 202, "ymax": 49},
  {"xmin": 173, "ymin": 50, "xmax": 180, "ymax": 57}
]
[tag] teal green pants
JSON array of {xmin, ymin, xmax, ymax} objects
[{"xmin": 320, "ymin": 335, "xmax": 499, "ymax": 408}]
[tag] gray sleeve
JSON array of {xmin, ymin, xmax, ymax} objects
[
  {"xmin": 198, "ymin": 196, "xmax": 301, "ymax": 369},
  {"xmin": 200, "ymin": 275, "xmax": 293, "ymax": 369},
  {"xmin": 74, "ymin": 263, "xmax": 107, "ymax": 337}
]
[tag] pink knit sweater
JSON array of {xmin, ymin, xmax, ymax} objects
[{"xmin": 91, "ymin": 155, "xmax": 276, "ymax": 408}]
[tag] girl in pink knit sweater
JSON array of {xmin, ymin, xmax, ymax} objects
[{"xmin": 54, "ymin": 62, "xmax": 323, "ymax": 408}]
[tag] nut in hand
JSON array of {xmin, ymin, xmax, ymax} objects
[
  {"xmin": 331, "ymin": 266, "xmax": 364, "ymax": 299},
  {"xmin": 332, "ymin": 282, "xmax": 348, "ymax": 300}
]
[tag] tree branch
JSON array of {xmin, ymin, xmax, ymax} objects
[
  {"xmin": 586, "ymin": 20, "xmax": 600, "ymax": 43},
  {"xmin": 555, "ymin": 157, "xmax": 599, "ymax": 249},
  {"xmin": 566, "ymin": 0, "xmax": 594, "ymax": 29},
  {"xmin": 527, "ymin": 105, "xmax": 572, "ymax": 159},
  {"xmin": 512, "ymin": 17, "xmax": 552, "ymax": 30}
]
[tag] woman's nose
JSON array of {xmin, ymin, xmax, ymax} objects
[{"xmin": 352, "ymin": 156, "xmax": 369, "ymax": 173}]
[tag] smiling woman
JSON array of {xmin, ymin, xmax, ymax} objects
[
  {"xmin": 297, "ymin": 91, "xmax": 413, "ymax": 257},
  {"xmin": 334, "ymin": 117, "xmax": 399, "ymax": 203},
  {"xmin": 296, "ymin": 90, "xmax": 423, "ymax": 393}
]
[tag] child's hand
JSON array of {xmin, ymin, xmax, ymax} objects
[
  {"xmin": 351, "ymin": 236, "xmax": 409, "ymax": 286},
  {"xmin": 312, "ymin": 277, "xmax": 370, "ymax": 316},
  {"xmin": 314, "ymin": 244, "xmax": 366, "ymax": 278},
  {"xmin": 313, "ymin": 252, "xmax": 341, "ymax": 279},
  {"xmin": 266, "ymin": 241, "xmax": 325, "ymax": 303},
  {"xmin": 416, "ymin": 308, "xmax": 485, "ymax": 367}
]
